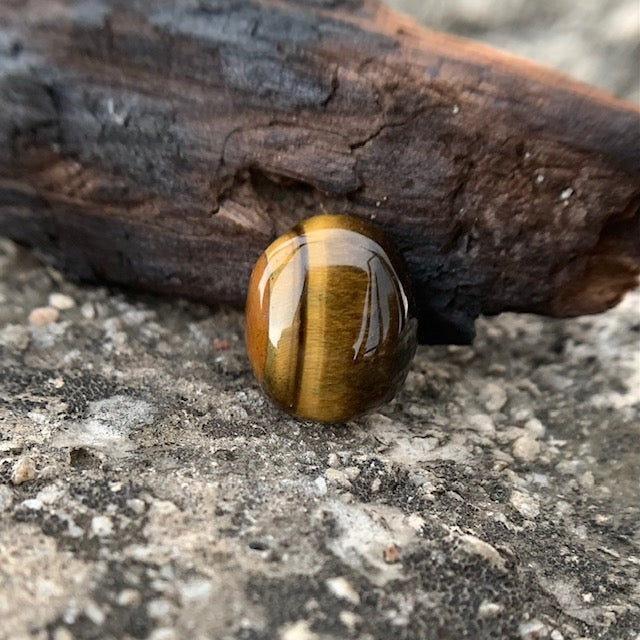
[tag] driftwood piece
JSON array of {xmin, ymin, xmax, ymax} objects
[{"xmin": 0, "ymin": 0, "xmax": 638, "ymax": 343}]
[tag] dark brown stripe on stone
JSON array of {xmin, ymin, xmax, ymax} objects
[
  {"xmin": 292, "ymin": 267, "xmax": 310, "ymax": 413},
  {"xmin": 284, "ymin": 226, "xmax": 310, "ymax": 413}
]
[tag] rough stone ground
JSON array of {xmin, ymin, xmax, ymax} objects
[{"xmin": 1, "ymin": 2, "xmax": 639, "ymax": 640}]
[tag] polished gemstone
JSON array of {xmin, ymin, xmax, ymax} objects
[{"xmin": 245, "ymin": 214, "xmax": 417, "ymax": 422}]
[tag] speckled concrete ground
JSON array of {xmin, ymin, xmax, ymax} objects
[{"xmin": 1, "ymin": 2, "xmax": 639, "ymax": 640}]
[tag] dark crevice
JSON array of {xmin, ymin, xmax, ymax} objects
[{"xmin": 320, "ymin": 64, "xmax": 340, "ymax": 108}]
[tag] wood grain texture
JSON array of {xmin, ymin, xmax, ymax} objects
[{"xmin": 0, "ymin": 0, "xmax": 638, "ymax": 344}]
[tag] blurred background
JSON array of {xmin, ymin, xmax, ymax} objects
[{"xmin": 386, "ymin": 0, "xmax": 640, "ymax": 103}]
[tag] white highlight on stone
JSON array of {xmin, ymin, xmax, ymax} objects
[
  {"xmin": 280, "ymin": 620, "xmax": 318, "ymax": 640},
  {"xmin": 326, "ymin": 576, "xmax": 361, "ymax": 605},
  {"xmin": 91, "ymin": 515, "xmax": 114, "ymax": 537},
  {"xmin": 478, "ymin": 600, "xmax": 504, "ymax": 618},
  {"xmin": 49, "ymin": 293, "xmax": 76, "ymax": 310}
]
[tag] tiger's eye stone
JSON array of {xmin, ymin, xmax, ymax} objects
[{"xmin": 245, "ymin": 214, "xmax": 417, "ymax": 422}]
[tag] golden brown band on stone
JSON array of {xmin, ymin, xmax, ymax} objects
[{"xmin": 245, "ymin": 214, "xmax": 418, "ymax": 422}]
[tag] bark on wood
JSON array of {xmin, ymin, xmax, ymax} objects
[{"xmin": 0, "ymin": 0, "xmax": 638, "ymax": 344}]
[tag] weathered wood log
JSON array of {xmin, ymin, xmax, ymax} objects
[{"xmin": 0, "ymin": 0, "xmax": 638, "ymax": 343}]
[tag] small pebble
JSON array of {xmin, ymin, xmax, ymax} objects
[
  {"xmin": 117, "ymin": 589, "xmax": 142, "ymax": 606},
  {"xmin": 513, "ymin": 435, "xmax": 541, "ymax": 462},
  {"xmin": 37, "ymin": 485, "xmax": 63, "ymax": 505},
  {"xmin": 84, "ymin": 601, "xmax": 105, "ymax": 626},
  {"xmin": 524, "ymin": 418, "xmax": 546, "ymax": 439},
  {"xmin": 280, "ymin": 620, "xmax": 317, "ymax": 640},
  {"xmin": 127, "ymin": 498, "xmax": 146, "ymax": 515},
  {"xmin": 313, "ymin": 476, "xmax": 327, "ymax": 495},
  {"xmin": 519, "ymin": 619, "xmax": 548, "ymax": 639},
  {"xmin": 327, "ymin": 452, "xmax": 340, "ymax": 468},
  {"xmin": 383, "ymin": 544, "xmax": 400, "ymax": 564},
  {"xmin": 343, "ymin": 466, "xmax": 361, "ymax": 481},
  {"xmin": 488, "ymin": 363, "xmax": 507, "ymax": 375},
  {"xmin": 481, "ymin": 382, "xmax": 507, "ymax": 412},
  {"xmin": 467, "ymin": 413, "xmax": 496, "ymax": 436},
  {"xmin": 478, "ymin": 600, "xmax": 504, "ymax": 619},
  {"xmin": 179, "ymin": 579, "xmax": 213, "ymax": 603},
  {"xmin": 459, "ymin": 534, "xmax": 505, "ymax": 569},
  {"xmin": 325, "ymin": 468, "xmax": 352, "ymax": 489},
  {"xmin": 512, "ymin": 407, "xmax": 534, "ymax": 422},
  {"xmin": 67, "ymin": 520, "xmax": 84, "ymax": 538},
  {"xmin": 339, "ymin": 610, "xmax": 362, "ymax": 631},
  {"xmin": 0, "ymin": 324, "xmax": 30, "ymax": 351},
  {"xmin": 28, "ymin": 306, "xmax": 59, "ymax": 326},
  {"xmin": 11, "ymin": 456, "xmax": 36, "ymax": 485},
  {"xmin": 53, "ymin": 627, "xmax": 74, "ymax": 640},
  {"xmin": 91, "ymin": 515, "xmax": 114, "ymax": 537},
  {"xmin": 325, "ymin": 577, "xmax": 360, "ymax": 605},
  {"xmin": 510, "ymin": 490, "xmax": 540, "ymax": 519},
  {"xmin": 48, "ymin": 293, "xmax": 76, "ymax": 310},
  {"xmin": 81, "ymin": 302, "xmax": 96, "ymax": 319},
  {"xmin": 22, "ymin": 498, "xmax": 43, "ymax": 510}
]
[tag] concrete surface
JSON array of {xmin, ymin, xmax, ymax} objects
[{"xmin": 1, "ymin": 2, "xmax": 639, "ymax": 639}]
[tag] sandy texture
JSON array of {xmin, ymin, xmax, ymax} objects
[{"xmin": 1, "ymin": 2, "xmax": 639, "ymax": 639}]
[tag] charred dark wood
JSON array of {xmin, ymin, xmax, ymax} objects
[{"xmin": 1, "ymin": 0, "xmax": 638, "ymax": 343}]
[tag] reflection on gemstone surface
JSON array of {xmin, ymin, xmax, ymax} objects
[{"xmin": 245, "ymin": 214, "xmax": 417, "ymax": 422}]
